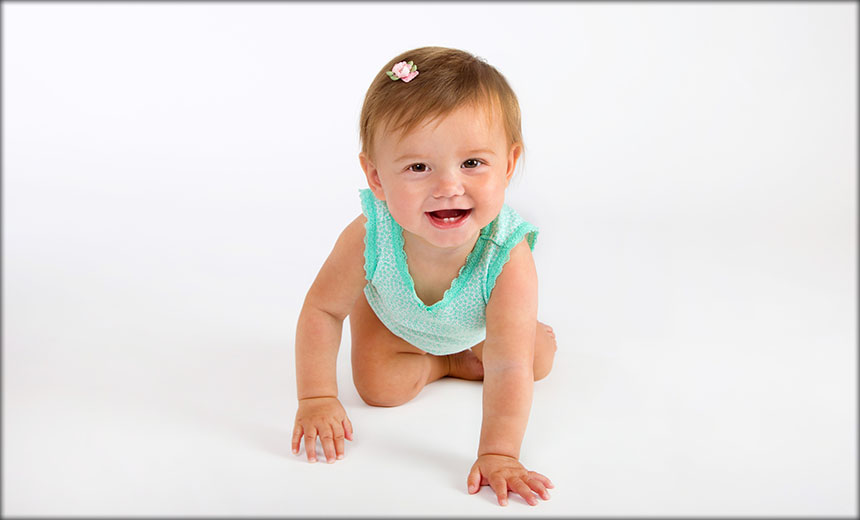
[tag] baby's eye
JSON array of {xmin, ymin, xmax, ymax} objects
[
  {"xmin": 408, "ymin": 163, "xmax": 428, "ymax": 173},
  {"xmin": 462, "ymin": 159, "xmax": 483, "ymax": 169}
]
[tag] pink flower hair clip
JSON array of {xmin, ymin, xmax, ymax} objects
[{"xmin": 386, "ymin": 60, "xmax": 419, "ymax": 83}]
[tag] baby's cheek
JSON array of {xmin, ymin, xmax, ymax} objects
[
  {"xmin": 480, "ymin": 192, "xmax": 505, "ymax": 217},
  {"xmin": 386, "ymin": 203, "xmax": 416, "ymax": 229}
]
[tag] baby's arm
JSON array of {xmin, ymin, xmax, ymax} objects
[
  {"xmin": 467, "ymin": 239, "xmax": 552, "ymax": 505},
  {"xmin": 292, "ymin": 214, "xmax": 368, "ymax": 463}
]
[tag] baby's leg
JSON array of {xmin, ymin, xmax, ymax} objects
[
  {"xmin": 350, "ymin": 293, "xmax": 456, "ymax": 407},
  {"xmin": 470, "ymin": 322, "xmax": 557, "ymax": 381}
]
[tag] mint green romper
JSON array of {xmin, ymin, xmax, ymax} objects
[{"xmin": 359, "ymin": 189, "xmax": 538, "ymax": 356}]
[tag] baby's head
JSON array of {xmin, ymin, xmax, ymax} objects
[
  {"xmin": 358, "ymin": 47, "xmax": 524, "ymax": 249},
  {"xmin": 359, "ymin": 46, "xmax": 523, "ymax": 165}
]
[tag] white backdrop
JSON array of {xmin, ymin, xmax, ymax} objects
[{"xmin": 3, "ymin": 2, "xmax": 856, "ymax": 516}]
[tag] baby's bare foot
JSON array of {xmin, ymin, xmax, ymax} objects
[
  {"xmin": 542, "ymin": 322, "xmax": 557, "ymax": 343},
  {"xmin": 447, "ymin": 349, "xmax": 484, "ymax": 381},
  {"xmin": 534, "ymin": 322, "xmax": 557, "ymax": 381}
]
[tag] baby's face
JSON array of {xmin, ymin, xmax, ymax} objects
[{"xmin": 361, "ymin": 103, "xmax": 521, "ymax": 251}]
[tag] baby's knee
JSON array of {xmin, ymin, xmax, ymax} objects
[
  {"xmin": 356, "ymin": 386, "xmax": 404, "ymax": 407},
  {"xmin": 353, "ymin": 372, "xmax": 414, "ymax": 408}
]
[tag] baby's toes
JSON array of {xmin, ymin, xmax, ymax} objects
[{"xmin": 448, "ymin": 350, "xmax": 484, "ymax": 381}]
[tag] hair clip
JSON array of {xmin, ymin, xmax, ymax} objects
[{"xmin": 386, "ymin": 60, "xmax": 419, "ymax": 83}]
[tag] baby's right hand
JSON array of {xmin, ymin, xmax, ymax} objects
[{"xmin": 292, "ymin": 396, "xmax": 354, "ymax": 463}]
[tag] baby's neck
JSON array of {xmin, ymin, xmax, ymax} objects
[{"xmin": 402, "ymin": 231, "xmax": 480, "ymax": 268}]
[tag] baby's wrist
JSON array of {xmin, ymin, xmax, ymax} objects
[
  {"xmin": 477, "ymin": 450, "xmax": 520, "ymax": 460},
  {"xmin": 298, "ymin": 394, "xmax": 338, "ymax": 401}
]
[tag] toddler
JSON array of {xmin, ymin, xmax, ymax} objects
[{"xmin": 291, "ymin": 46, "xmax": 557, "ymax": 507}]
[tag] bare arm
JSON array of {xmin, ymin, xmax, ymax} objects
[
  {"xmin": 467, "ymin": 239, "xmax": 551, "ymax": 506},
  {"xmin": 478, "ymin": 238, "xmax": 538, "ymax": 458},
  {"xmin": 295, "ymin": 214, "xmax": 369, "ymax": 399},
  {"xmin": 291, "ymin": 214, "xmax": 368, "ymax": 463}
]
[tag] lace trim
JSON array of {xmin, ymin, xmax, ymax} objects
[
  {"xmin": 359, "ymin": 189, "xmax": 378, "ymax": 282},
  {"xmin": 391, "ymin": 219, "xmax": 489, "ymax": 313},
  {"xmin": 484, "ymin": 223, "xmax": 539, "ymax": 302}
]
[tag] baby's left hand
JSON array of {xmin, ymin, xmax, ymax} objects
[{"xmin": 467, "ymin": 454, "xmax": 553, "ymax": 506}]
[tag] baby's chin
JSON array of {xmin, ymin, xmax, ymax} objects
[
  {"xmin": 419, "ymin": 226, "xmax": 484, "ymax": 252},
  {"xmin": 394, "ymin": 207, "xmax": 494, "ymax": 251}
]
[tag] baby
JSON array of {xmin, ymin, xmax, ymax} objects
[{"xmin": 291, "ymin": 46, "xmax": 557, "ymax": 507}]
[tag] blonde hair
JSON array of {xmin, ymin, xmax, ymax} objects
[{"xmin": 359, "ymin": 46, "xmax": 523, "ymax": 163}]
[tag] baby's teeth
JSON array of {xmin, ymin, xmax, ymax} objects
[{"xmin": 430, "ymin": 212, "xmax": 467, "ymax": 224}]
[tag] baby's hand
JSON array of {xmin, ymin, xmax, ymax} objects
[
  {"xmin": 292, "ymin": 396, "xmax": 354, "ymax": 463},
  {"xmin": 467, "ymin": 454, "xmax": 553, "ymax": 506}
]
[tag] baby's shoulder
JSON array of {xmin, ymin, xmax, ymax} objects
[
  {"xmin": 481, "ymin": 204, "xmax": 538, "ymax": 251},
  {"xmin": 338, "ymin": 214, "xmax": 367, "ymax": 246}
]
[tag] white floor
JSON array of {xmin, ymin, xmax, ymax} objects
[
  {"xmin": 4, "ymin": 208, "xmax": 856, "ymax": 515},
  {"xmin": 3, "ymin": 2, "xmax": 857, "ymax": 516}
]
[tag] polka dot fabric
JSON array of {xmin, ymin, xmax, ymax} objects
[{"xmin": 359, "ymin": 189, "xmax": 538, "ymax": 355}]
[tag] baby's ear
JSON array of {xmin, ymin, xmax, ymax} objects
[
  {"xmin": 359, "ymin": 152, "xmax": 386, "ymax": 201},
  {"xmin": 505, "ymin": 142, "xmax": 523, "ymax": 184}
]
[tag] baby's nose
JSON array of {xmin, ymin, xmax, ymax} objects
[{"xmin": 432, "ymin": 169, "xmax": 465, "ymax": 198}]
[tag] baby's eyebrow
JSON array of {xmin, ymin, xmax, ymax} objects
[
  {"xmin": 394, "ymin": 149, "xmax": 496, "ymax": 162},
  {"xmin": 394, "ymin": 153, "xmax": 423, "ymax": 163},
  {"xmin": 464, "ymin": 148, "xmax": 497, "ymax": 156}
]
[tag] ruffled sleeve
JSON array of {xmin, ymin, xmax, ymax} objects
[{"xmin": 482, "ymin": 205, "xmax": 539, "ymax": 302}]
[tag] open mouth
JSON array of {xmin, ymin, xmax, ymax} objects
[{"xmin": 426, "ymin": 208, "xmax": 472, "ymax": 229}]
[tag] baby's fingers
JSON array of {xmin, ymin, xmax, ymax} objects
[
  {"xmin": 342, "ymin": 417, "xmax": 354, "ymax": 441},
  {"xmin": 489, "ymin": 475, "xmax": 508, "ymax": 506},
  {"xmin": 291, "ymin": 424, "xmax": 303, "ymax": 455},
  {"xmin": 511, "ymin": 478, "xmax": 539, "ymax": 506},
  {"xmin": 332, "ymin": 423, "xmax": 346, "ymax": 460},
  {"xmin": 527, "ymin": 470, "xmax": 554, "ymax": 489},
  {"xmin": 303, "ymin": 427, "xmax": 318, "ymax": 463},
  {"xmin": 319, "ymin": 425, "xmax": 340, "ymax": 464},
  {"xmin": 467, "ymin": 464, "xmax": 481, "ymax": 494},
  {"xmin": 527, "ymin": 477, "xmax": 551, "ymax": 500}
]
